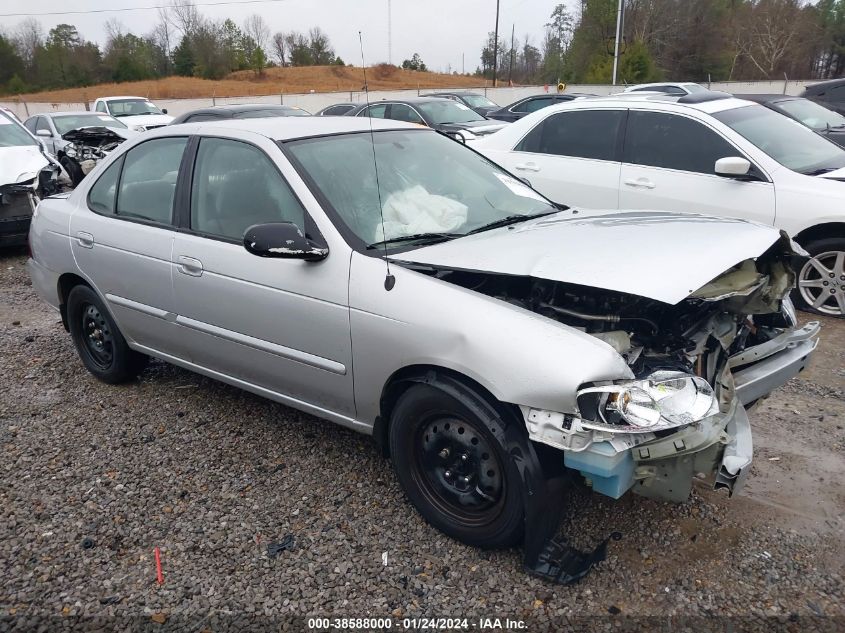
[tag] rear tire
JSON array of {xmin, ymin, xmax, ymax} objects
[
  {"xmin": 67, "ymin": 285, "xmax": 148, "ymax": 383},
  {"xmin": 388, "ymin": 382, "xmax": 525, "ymax": 549},
  {"xmin": 792, "ymin": 237, "xmax": 845, "ymax": 318}
]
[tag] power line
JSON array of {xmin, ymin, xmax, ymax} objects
[{"xmin": 0, "ymin": 0, "xmax": 288, "ymax": 18}]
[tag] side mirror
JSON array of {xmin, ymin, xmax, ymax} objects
[
  {"xmin": 715, "ymin": 156, "xmax": 751, "ymax": 178},
  {"xmin": 243, "ymin": 222, "xmax": 328, "ymax": 261},
  {"xmin": 162, "ymin": 108, "xmax": 168, "ymax": 114},
  {"xmin": 36, "ymin": 129, "xmax": 51, "ymax": 137}
]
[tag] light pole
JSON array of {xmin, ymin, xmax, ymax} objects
[
  {"xmin": 492, "ymin": 0, "xmax": 500, "ymax": 86},
  {"xmin": 611, "ymin": 0, "xmax": 623, "ymax": 85}
]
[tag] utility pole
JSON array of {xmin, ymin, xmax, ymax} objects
[
  {"xmin": 611, "ymin": 0, "xmax": 623, "ymax": 85},
  {"xmin": 508, "ymin": 23, "xmax": 515, "ymax": 85},
  {"xmin": 492, "ymin": 0, "xmax": 500, "ymax": 86},
  {"xmin": 387, "ymin": 0, "xmax": 392, "ymax": 65},
  {"xmin": 462, "ymin": 52, "xmax": 465, "ymax": 75}
]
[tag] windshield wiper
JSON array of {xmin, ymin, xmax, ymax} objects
[
  {"xmin": 467, "ymin": 211, "xmax": 558, "ymax": 235},
  {"xmin": 366, "ymin": 232, "xmax": 460, "ymax": 249},
  {"xmin": 805, "ymin": 167, "xmax": 838, "ymax": 176}
]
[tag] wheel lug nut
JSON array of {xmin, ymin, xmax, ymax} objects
[
  {"xmin": 439, "ymin": 448, "xmax": 450, "ymax": 459},
  {"xmin": 462, "ymin": 476, "xmax": 471, "ymax": 484},
  {"xmin": 460, "ymin": 453, "xmax": 468, "ymax": 462},
  {"xmin": 444, "ymin": 470, "xmax": 452, "ymax": 479}
]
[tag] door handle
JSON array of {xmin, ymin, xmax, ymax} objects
[
  {"xmin": 514, "ymin": 162, "xmax": 541, "ymax": 172},
  {"xmin": 75, "ymin": 231, "xmax": 94, "ymax": 248},
  {"xmin": 176, "ymin": 255, "xmax": 203, "ymax": 277},
  {"xmin": 624, "ymin": 178, "xmax": 656, "ymax": 189}
]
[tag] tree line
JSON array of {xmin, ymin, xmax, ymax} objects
[
  {"xmin": 0, "ymin": 0, "xmax": 347, "ymax": 96},
  {"xmin": 480, "ymin": 0, "xmax": 845, "ymax": 85}
]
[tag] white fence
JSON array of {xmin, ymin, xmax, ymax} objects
[{"xmin": 0, "ymin": 79, "xmax": 818, "ymax": 119}]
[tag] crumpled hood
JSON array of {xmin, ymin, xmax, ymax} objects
[
  {"xmin": 392, "ymin": 210, "xmax": 786, "ymax": 305},
  {"xmin": 436, "ymin": 120, "xmax": 508, "ymax": 135},
  {"xmin": 62, "ymin": 126, "xmax": 136, "ymax": 143},
  {"xmin": 0, "ymin": 145, "xmax": 50, "ymax": 186},
  {"xmin": 115, "ymin": 114, "xmax": 173, "ymax": 128}
]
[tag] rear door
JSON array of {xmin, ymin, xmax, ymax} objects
[
  {"xmin": 618, "ymin": 110, "xmax": 775, "ymax": 225},
  {"xmin": 70, "ymin": 136, "xmax": 189, "ymax": 351},
  {"xmin": 489, "ymin": 108, "xmax": 625, "ymax": 208}
]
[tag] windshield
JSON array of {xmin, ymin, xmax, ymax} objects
[
  {"xmin": 776, "ymin": 98, "xmax": 845, "ymax": 131},
  {"xmin": 0, "ymin": 116, "xmax": 37, "ymax": 147},
  {"xmin": 417, "ymin": 101, "xmax": 486, "ymax": 124},
  {"xmin": 107, "ymin": 99, "xmax": 163, "ymax": 117},
  {"xmin": 53, "ymin": 114, "xmax": 127, "ymax": 134},
  {"xmin": 714, "ymin": 104, "xmax": 845, "ymax": 175},
  {"xmin": 461, "ymin": 94, "xmax": 497, "ymax": 108},
  {"xmin": 286, "ymin": 129, "xmax": 557, "ymax": 250}
]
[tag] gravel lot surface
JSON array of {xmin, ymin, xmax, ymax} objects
[{"xmin": 1, "ymin": 248, "xmax": 843, "ymax": 632}]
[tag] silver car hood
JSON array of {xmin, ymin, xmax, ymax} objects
[{"xmin": 391, "ymin": 210, "xmax": 785, "ymax": 305}]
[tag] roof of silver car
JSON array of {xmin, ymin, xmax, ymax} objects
[{"xmin": 169, "ymin": 115, "xmax": 420, "ymax": 141}]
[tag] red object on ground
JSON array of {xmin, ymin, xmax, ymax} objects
[{"xmin": 154, "ymin": 546, "xmax": 164, "ymax": 584}]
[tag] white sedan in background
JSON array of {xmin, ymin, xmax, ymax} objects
[{"xmin": 473, "ymin": 93, "xmax": 845, "ymax": 317}]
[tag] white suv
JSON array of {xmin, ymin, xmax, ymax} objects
[{"xmin": 474, "ymin": 93, "xmax": 845, "ymax": 317}]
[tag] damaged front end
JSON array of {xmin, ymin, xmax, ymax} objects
[
  {"xmin": 60, "ymin": 126, "xmax": 130, "ymax": 184},
  {"xmin": 0, "ymin": 162, "xmax": 65, "ymax": 247}
]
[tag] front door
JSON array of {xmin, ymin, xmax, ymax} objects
[
  {"xmin": 170, "ymin": 135, "xmax": 355, "ymax": 418},
  {"xmin": 618, "ymin": 110, "xmax": 775, "ymax": 225}
]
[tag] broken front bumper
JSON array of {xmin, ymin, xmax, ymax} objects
[
  {"xmin": 0, "ymin": 189, "xmax": 36, "ymax": 247},
  {"xmin": 729, "ymin": 321, "xmax": 820, "ymax": 406}
]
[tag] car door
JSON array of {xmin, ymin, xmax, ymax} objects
[
  {"xmin": 491, "ymin": 108, "xmax": 625, "ymax": 208},
  {"xmin": 70, "ymin": 136, "xmax": 188, "ymax": 352},
  {"xmin": 619, "ymin": 110, "xmax": 775, "ymax": 225},
  {"xmin": 170, "ymin": 134, "xmax": 355, "ymax": 418}
]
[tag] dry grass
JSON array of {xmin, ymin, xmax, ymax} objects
[{"xmin": 10, "ymin": 66, "xmax": 489, "ymax": 103}]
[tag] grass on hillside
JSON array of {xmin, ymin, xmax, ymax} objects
[{"xmin": 9, "ymin": 65, "xmax": 490, "ymax": 103}]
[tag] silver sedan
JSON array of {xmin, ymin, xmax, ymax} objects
[{"xmin": 27, "ymin": 117, "xmax": 819, "ymax": 582}]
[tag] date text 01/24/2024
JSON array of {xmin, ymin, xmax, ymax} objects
[{"xmin": 307, "ymin": 617, "xmax": 527, "ymax": 630}]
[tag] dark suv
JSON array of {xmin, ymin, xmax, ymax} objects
[{"xmin": 801, "ymin": 79, "xmax": 845, "ymax": 116}]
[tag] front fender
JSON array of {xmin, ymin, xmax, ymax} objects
[{"xmin": 349, "ymin": 252, "xmax": 632, "ymax": 428}]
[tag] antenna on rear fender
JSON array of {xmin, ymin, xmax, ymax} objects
[{"xmin": 359, "ymin": 31, "xmax": 395, "ymax": 291}]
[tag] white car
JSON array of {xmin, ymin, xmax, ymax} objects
[
  {"xmin": 92, "ymin": 96, "xmax": 173, "ymax": 131},
  {"xmin": 473, "ymin": 93, "xmax": 845, "ymax": 317},
  {"xmin": 622, "ymin": 82, "xmax": 708, "ymax": 96}
]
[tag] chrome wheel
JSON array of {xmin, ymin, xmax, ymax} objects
[{"xmin": 798, "ymin": 250, "xmax": 845, "ymax": 317}]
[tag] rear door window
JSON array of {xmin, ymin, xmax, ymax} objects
[
  {"xmin": 513, "ymin": 97, "xmax": 554, "ymax": 113},
  {"xmin": 115, "ymin": 137, "xmax": 188, "ymax": 224},
  {"xmin": 516, "ymin": 110, "xmax": 624, "ymax": 161},
  {"xmin": 623, "ymin": 111, "xmax": 738, "ymax": 174}
]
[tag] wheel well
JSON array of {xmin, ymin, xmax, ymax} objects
[
  {"xmin": 57, "ymin": 273, "xmax": 91, "ymax": 331},
  {"xmin": 792, "ymin": 223, "xmax": 845, "ymax": 246},
  {"xmin": 374, "ymin": 364, "xmax": 516, "ymax": 458}
]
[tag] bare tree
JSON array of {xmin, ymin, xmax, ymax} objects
[
  {"xmin": 271, "ymin": 31, "xmax": 287, "ymax": 65},
  {"xmin": 168, "ymin": 0, "xmax": 201, "ymax": 37},
  {"xmin": 14, "ymin": 17, "xmax": 44, "ymax": 70},
  {"xmin": 153, "ymin": 7, "xmax": 174, "ymax": 71},
  {"xmin": 104, "ymin": 18, "xmax": 125, "ymax": 42},
  {"xmin": 243, "ymin": 14, "xmax": 270, "ymax": 51}
]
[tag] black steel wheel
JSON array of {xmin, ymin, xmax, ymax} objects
[
  {"xmin": 389, "ymin": 382, "xmax": 525, "ymax": 548},
  {"xmin": 67, "ymin": 284, "xmax": 148, "ymax": 383}
]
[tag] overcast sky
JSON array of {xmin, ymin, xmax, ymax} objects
[{"xmin": 2, "ymin": 0, "xmax": 577, "ymax": 72}]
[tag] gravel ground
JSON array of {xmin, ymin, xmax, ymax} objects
[{"xmin": 1, "ymin": 248, "xmax": 843, "ymax": 632}]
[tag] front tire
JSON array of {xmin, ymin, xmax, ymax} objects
[
  {"xmin": 67, "ymin": 285, "xmax": 148, "ymax": 383},
  {"xmin": 793, "ymin": 237, "xmax": 845, "ymax": 318},
  {"xmin": 388, "ymin": 382, "xmax": 525, "ymax": 549}
]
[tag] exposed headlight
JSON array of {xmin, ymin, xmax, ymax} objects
[
  {"xmin": 65, "ymin": 147, "xmax": 77, "ymax": 158},
  {"xmin": 578, "ymin": 371, "xmax": 719, "ymax": 433},
  {"xmin": 132, "ymin": 125, "xmax": 146, "ymax": 132}
]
